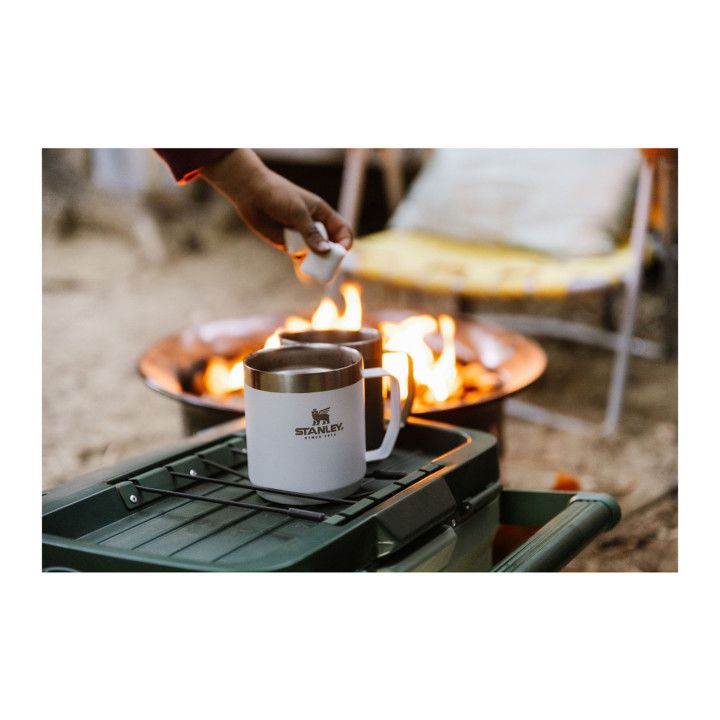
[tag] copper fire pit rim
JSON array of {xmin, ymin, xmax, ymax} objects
[
  {"xmin": 137, "ymin": 310, "xmax": 547, "ymax": 415},
  {"xmin": 137, "ymin": 312, "xmax": 287, "ymax": 413}
]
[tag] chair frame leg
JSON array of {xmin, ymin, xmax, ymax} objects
[
  {"xmin": 659, "ymin": 152, "xmax": 678, "ymax": 359},
  {"xmin": 376, "ymin": 148, "xmax": 405, "ymax": 214},
  {"xmin": 338, "ymin": 148, "xmax": 369, "ymax": 232},
  {"xmin": 602, "ymin": 160, "xmax": 655, "ymax": 435}
]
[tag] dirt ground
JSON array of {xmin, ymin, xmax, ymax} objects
[{"xmin": 42, "ymin": 217, "xmax": 678, "ymax": 572}]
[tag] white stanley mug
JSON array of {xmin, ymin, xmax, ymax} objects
[{"xmin": 243, "ymin": 344, "xmax": 402, "ymax": 504}]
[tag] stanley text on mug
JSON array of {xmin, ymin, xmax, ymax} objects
[{"xmin": 295, "ymin": 407, "xmax": 344, "ymax": 438}]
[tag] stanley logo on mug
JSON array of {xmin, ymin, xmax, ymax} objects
[{"xmin": 295, "ymin": 407, "xmax": 344, "ymax": 438}]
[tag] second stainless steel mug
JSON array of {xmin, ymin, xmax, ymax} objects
[{"xmin": 279, "ymin": 327, "xmax": 414, "ymax": 449}]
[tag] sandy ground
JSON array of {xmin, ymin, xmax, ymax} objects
[{"xmin": 42, "ymin": 224, "xmax": 678, "ymax": 571}]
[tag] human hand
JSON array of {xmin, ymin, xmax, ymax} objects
[{"xmin": 200, "ymin": 149, "xmax": 353, "ymax": 255}]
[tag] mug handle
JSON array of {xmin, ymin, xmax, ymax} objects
[
  {"xmin": 383, "ymin": 351, "xmax": 416, "ymax": 423},
  {"xmin": 363, "ymin": 367, "xmax": 402, "ymax": 462}
]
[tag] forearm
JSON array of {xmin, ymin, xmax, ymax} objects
[
  {"xmin": 158, "ymin": 147, "xmax": 352, "ymax": 254},
  {"xmin": 199, "ymin": 149, "xmax": 270, "ymax": 208}
]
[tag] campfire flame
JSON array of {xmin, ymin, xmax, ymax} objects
[
  {"xmin": 204, "ymin": 355, "xmax": 245, "ymax": 396},
  {"xmin": 202, "ymin": 282, "xmax": 498, "ymax": 407},
  {"xmin": 379, "ymin": 313, "xmax": 461, "ymax": 404},
  {"xmin": 312, "ymin": 283, "xmax": 362, "ymax": 330}
]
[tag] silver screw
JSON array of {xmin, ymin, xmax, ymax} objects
[
  {"xmin": 189, "ymin": 469, "xmax": 198, "ymax": 477},
  {"xmin": 129, "ymin": 494, "xmax": 138, "ymax": 504},
  {"xmin": 450, "ymin": 518, "xmax": 456, "ymax": 527}
]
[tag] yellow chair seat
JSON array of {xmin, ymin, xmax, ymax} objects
[{"xmin": 348, "ymin": 230, "xmax": 640, "ymax": 298}]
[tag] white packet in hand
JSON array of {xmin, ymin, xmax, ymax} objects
[
  {"xmin": 300, "ymin": 242, "xmax": 347, "ymax": 284},
  {"xmin": 283, "ymin": 222, "xmax": 346, "ymax": 284}
]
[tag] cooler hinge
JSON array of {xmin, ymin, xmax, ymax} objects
[
  {"xmin": 116, "ymin": 480, "xmax": 144, "ymax": 510},
  {"xmin": 458, "ymin": 481, "xmax": 502, "ymax": 519}
]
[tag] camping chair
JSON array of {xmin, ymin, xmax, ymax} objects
[{"xmin": 339, "ymin": 148, "xmax": 666, "ymax": 437}]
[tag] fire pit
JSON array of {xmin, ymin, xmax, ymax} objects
[{"xmin": 138, "ymin": 284, "xmax": 546, "ymax": 446}]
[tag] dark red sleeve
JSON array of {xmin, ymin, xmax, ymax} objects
[{"xmin": 154, "ymin": 148, "xmax": 234, "ymax": 184}]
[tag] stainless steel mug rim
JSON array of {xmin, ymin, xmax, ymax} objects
[
  {"xmin": 243, "ymin": 343, "xmax": 363, "ymax": 393},
  {"xmin": 279, "ymin": 327, "xmax": 382, "ymax": 362},
  {"xmin": 279, "ymin": 326, "xmax": 380, "ymax": 343}
]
